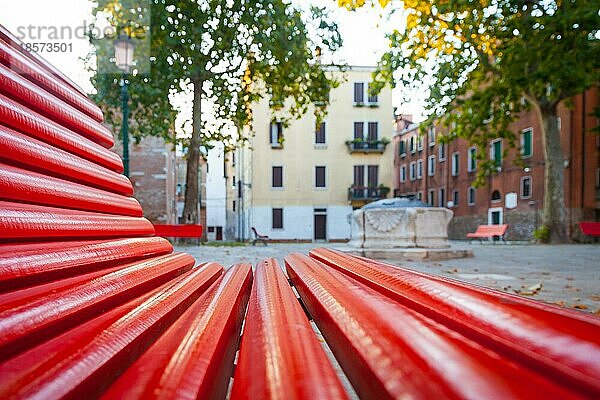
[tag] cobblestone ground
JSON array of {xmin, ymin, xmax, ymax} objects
[{"xmin": 175, "ymin": 241, "xmax": 600, "ymax": 314}]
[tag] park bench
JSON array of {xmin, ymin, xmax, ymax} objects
[
  {"xmin": 466, "ymin": 223, "xmax": 508, "ymax": 243},
  {"xmin": 1, "ymin": 25, "xmax": 600, "ymax": 399},
  {"xmin": 251, "ymin": 226, "xmax": 269, "ymax": 246},
  {"xmin": 153, "ymin": 223, "xmax": 203, "ymax": 244},
  {"xmin": 579, "ymin": 221, "xmax": 600, "ymax": 237}
]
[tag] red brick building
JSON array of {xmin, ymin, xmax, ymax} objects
[{"xmin": 393, "ymin": 89, "xmax": 599, "ymax": 241}]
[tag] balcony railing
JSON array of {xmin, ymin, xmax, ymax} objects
[
  {"xmin": 345, "ymin": 139, "xmax": 389, "ymax": 154},
  {"xmin": 348, "ymin": 185, "xmax": 390, "ymax": 202}
]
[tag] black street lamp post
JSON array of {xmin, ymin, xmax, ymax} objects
[{"xmin": 113, "ymin": 34, "xmax": 135, "ymax": 177}]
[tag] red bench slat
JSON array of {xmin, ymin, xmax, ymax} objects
[
  {"xmin": 285, "ymin": 253, "xmax": 583, "ymax": 399},
  {"xmin": 309, "ymin": 247, "xmax": 600, "ymax": 397},
  {"xmin": 0, "ymin": 237, "xmax": 172, "ymax": 290},
  {"xmin": 0, "ymin": 163, "xmax": 142, "ymax": 217},
  {"xmin": 232, "ymin": 258, "xmax": 348, "ymax": 399},
  {"xmin": 104, "ymin": 263, "xmax": 251, "ymax": 399},
  {"xmin": 0, "ymin": 39, "xmax": 104, "ymax": 122},
  {"xmin": 0, "ymin": 201, "xmax": 154, "ymax": 240},
  {"xmin": 0, "ymin": 94, "xmax": 122, "ymax": 172},
  {"xmin": 153, "ymin": 224, "xmax": 203, "ymax": 238},
  {"xmin": 0, "ymin": 63, "xmax": 113, "ymax": 147},
  {"xmin": 466, "ymin": 224, "xmax": 508, "ymax": 238},
  {"xmin": 579, "ymin": 222, "xmax": 600, "ymax": 237}
]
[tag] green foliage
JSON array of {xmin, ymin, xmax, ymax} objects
[
  {"xmin": 89, "ymin": 1, "xmax": 344, "ymax": 149},
  {"xmin": 533, "ymin": 225, "xmax": 550, "ymax": 243}
]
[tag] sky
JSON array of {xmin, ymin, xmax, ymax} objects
[{"xmin": 0, "ymin": 0, "xmax": 427, "ymax": 122}]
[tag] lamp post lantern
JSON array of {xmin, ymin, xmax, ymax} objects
[{"xmin": 113, "ymin": 34, "xmax": 135, "ymax": 177}]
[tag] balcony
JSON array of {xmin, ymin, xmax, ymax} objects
[
  {"xmin": 345, "ymin": 139, "xmax": 389, "ymax": 154},
  {"xmin": 348, "ymin": 185, "xmax": 390, "ymax": 206}
]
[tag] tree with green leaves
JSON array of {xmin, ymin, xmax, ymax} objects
[
  {"xmin": 90, "ymin": 0, "xmax": 342, "ymax": 225},
  {"xmin": 340, "ymin": 0, "xmax": 599, "ymax": 243}
]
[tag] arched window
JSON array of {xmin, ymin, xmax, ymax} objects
[{"xmin": 491, "ymin": 190, "xmax": 501, "ymax": 202}]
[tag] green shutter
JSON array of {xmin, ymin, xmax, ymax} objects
[
  {"xmin": 522, "ymin": 130, "xmax": 532, "ymax": 157},
  {"xmin": 494, "ymin": 140, "xmax": 502, "ymax": 165}
]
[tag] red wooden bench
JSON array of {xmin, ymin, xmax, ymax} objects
[
  {"xmin": 153, "ymin": 224, "xmax": 203, "ymax": 244},
  {"xmin": 2, "ymin": 25, "xmax": 600, "ymax": 400},
  {"xmin": 466, "ymin": 223, "xmax": 508, "ymax": 243},
  {"xmin": 579, "ymin": 222, "xmax": 600, "ymax": 237}
]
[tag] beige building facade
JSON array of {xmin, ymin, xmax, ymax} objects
[{"xmin": 235, "ymin": 67, "xmax": 394, "ymax": 242}]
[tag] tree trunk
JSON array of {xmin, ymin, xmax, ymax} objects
[
  {"xmin": 182, "ymin": 78, "xmax": 203, "ymax": 226},
  {"xmin": 535, "ymin": 102, "xmax": 569, "ymax": 243}
]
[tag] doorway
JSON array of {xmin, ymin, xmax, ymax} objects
[
  {"xmin": 488, "ymin": 207, "xmax": 503, "ymax": 225},
  {"xmin": 314, "ymin": 208, "xmax": 327, "ymax": 241}
]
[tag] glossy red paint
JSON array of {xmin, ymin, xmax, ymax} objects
[
  {"xmin": 153, "ymin": 224, "xmax": 203, "ymax": 238},
  {"xmin": 0, "ymin": 237, "xmax": 173, "ymax": 290},
  {"xmin": 286, "ymin": 253, "xmax": 587, "ymax": 400},
  {"xmin": 103, "ymin": 263, "xmax": 252, "ymax": 400},
  {"xmin": 231, "ymin": 258, "xmax": 348, "ymax": 400},
  {"xmin": 0, "ymin": 163, "xmax": 142, "ymax": 216},
  {"xmin": 0, "ymin": 252, "xmax": 195, "ymax": 360},
  {"xmin": 0, "ymin": 125, "xmax": 132, "ymax": 195},
  {"xmin": 0, "ymin": 94, "xmax": 122, "ymax": 172},
  {"xmin": 0, "ymin": 263, "xmax": 223, "ymax": 399},
  {"xmin": 0, "ymin": 201, "xmax": 154, "ymax": 240},
  {"xmin": 0, "ymin": 38, "xmax": 103, "ymax": 122},
  {"xmin": 0, "ymin": 63, "xmax": 113, "ymax": 147},
  {"xmin": 309, "ymin": 248, "xmax": 600, "ymax": 397}
]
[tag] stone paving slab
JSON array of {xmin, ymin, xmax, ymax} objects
[{"xmin": 175, "ymin": 241, "xmax": 600, "ymax": 314}]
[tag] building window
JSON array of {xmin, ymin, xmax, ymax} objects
[
  {"xmin": 417, "ymin": 191, "xmax": 423, "ymax": 201},
  {"xmin": 400, "ymin": 166, "xmax": 406, "ymax": 183},
  {"xmin": 439, "ymin": 188, "xmax": 445, "ymax": 207},
  {"xmin": 438, "ymin": 143, "xmax": 446, "ymax": 161},
  {"xmin": 451, "ymin": 152, "xmax": 460, "ymax": 176},
  {"xmin": 353, "ymin": 82, "xmax": 364, "ymax": 103},
  {"xmin": 409, "ymin": 136, "xmax": 416, "ymax": 153},
  {"xmin": 491, "ymin": 190, "xmax": 501, "ymax": 202},
  {"xmin": 428, "ymin": 126, "xmax": 436, "ymax": 147},
  {"xmin": 490, "ymin": 138, "xmax": 502, "ymax": 168},
  {"xmin": 409, "ymin": 162, "xmax": 416, "ymax": 181},
  {"xmin": 272, "ymin": 166, "xmax": 283, "ymax": 188},
  {"xmin": 232, "ymin": 200, "xmax": 236, "ymax": 212},
  {"xmin": 417, "ymin": 135, "xmax": 424, "ymax": 151},
  {"xmin": 428, "ymin": 155, "xmax": 436, "ymax": 176},
  {"xmin": 367, "ymin": 122, "xmax": 379, "ymax": 141},
  {"xmin": 272, "ymin": 208, "xmax": 283, "ymax": 229},
  {"xmin": 315, "ymin": 122, "xmax": 326, "ymax": 144},
  {"xmin": 468, "ymin": 187, "xmax": 476, "ymax": 205},
  {"xmin": 315, "ymin": 166, "xmax": 326, "ymax": 188},
  {"xmin": 417, "ymin": 160, "xmax": 423, "ymax": 179},
  {"xmin": 269, "ymin": 122, "xmax": 283, "ymax": 147},
  {"xmin": 468, "ymin": 147, "xmax": 477, "ymax": 172},
  {"xmin": 521, "ymin": 128, "xmax": 532, "ymax": 158},
  {"xmin": 399, "ymin": 140, "xmax": 406, "ymax": 157},
  {"xmin": 452, "ymin": 189, "xmax": 459, "ymax": 207},
  {"xmin": 521, "ymin": 176, "xmax": 532, "ymax": 198},
  {"xmin": 354, "ymin": 122, "xmax": 364, "ymax": 141},
  {"xmin": 367, "ymin": 83, "xmax": 378, "ymax": 104},
  {"xmin": 428, "ymin": 190, "xmax": 435, "ymax": 206}
]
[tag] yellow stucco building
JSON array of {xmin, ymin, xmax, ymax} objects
[{"xmin": 235, "ymin": 66, "xmax": 394, "ymax": 242}]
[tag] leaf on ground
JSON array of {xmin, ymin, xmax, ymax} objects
[
  {"xmin": 590, "ymin": 295, "xmax": 600, "ymax": 301},
  {"xmin": 572, "ymin": 304, "xmax": 588, "ymax": 310},
  {"xmin": 515, "ymin": 282, "xmax": 543, "ymax": 296},
  {"xmin": 444, "ymin": 268, "xmax": 459, "ymax": 274}
]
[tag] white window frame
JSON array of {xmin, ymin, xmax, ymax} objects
[
  {"xmin": 314, "ymin": 165, "xmax": 327, "ymax": 189},
  {"xmin": 416, "ymin": 159, "xmax": 423, "ymax": 179},
  {"xmin": 468, "ymin": 187, "xmax": 476, "ymax": 206},
  {"xmin": 490, "ymin": 138, "xmax": 503, "ymax": 168},
  {"xmin": 467, "ymin": 146, "xmax": 477, "ymax": 172},
  {"xmin": 353, "ymin": 82, "xmax": 365, "ymax": 105},
  {"xmin": 314, "ymin": 122, "xmax": 327, "ymax": 146},
  {"xmin": 427, "ymin": 189, "xmax": 435, "ymax": 206},
  {"xmin": 367, "ymin": 82, "xmax": 379, "ymax": 106},
  {"xmin": 438, "ymin": 143, "xmax": 446, "ymax": 161},
  {"xmin": 428, "ymin": 126, "xmax": 436, "ymax": 147},
  {"xmin": 520, "ymin": 176, "xmax": 532, "ymax": 199},
  {"xmin": 270, "ymin": 121, "xmax": 283, "ymax": 148},
  {"xmin": 487, "ymin": 207, "xmax": 504, "ymax": 225},
  {"xmin": 271, "ymin": 165, "xmax": 284, "ymax": 189},
  {"xmin": 400, "ymin": 166, "xmax": 406, "ymax": 183},
  {"xmin": 417, "ymin": 135, "xmax": 424, "ymax": 151},
  {"xmin": 409, "ymin": 162, "xmax": 416, "ymax": 181},
  {"xmin": 410, "ymin": 136, "xmax": 416, "ymax": 154},
  {"xmin": 451, "ymin": 152, "xmax": 460, "ymax": 176},
  {"xmin": 399, "ymin": 139, "xmax": 406, "ymax": 158},
  {"xmin": 520, "ymin": 127, "xmax": 533, "ymax": 159},
  {"xmin": 428, "ymin": 155, "xmax": 436, "ymax": 176},
  {"xmin": 417, "ymin": 191, "xmax": 423, "ymax": 201}
]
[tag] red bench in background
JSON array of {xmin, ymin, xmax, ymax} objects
[
  {"xmin": 153, "ymin": 224, "xmax": 203, "ymax": 243},
  {"xmin": 579, "ymin": 222, "xmax": 600, "ymax": 237},
  {"xmin": 466, "ymin": 224, "xmax": 508, "ymax": 243}
]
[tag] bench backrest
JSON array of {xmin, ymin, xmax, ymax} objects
[
  {"xmin": 475, "ymin": 224, "xmax": 508, "ymax": 235},
  {"xmin": 579, "ymin": 222, "xmax": 600, "ymax": 236}
]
